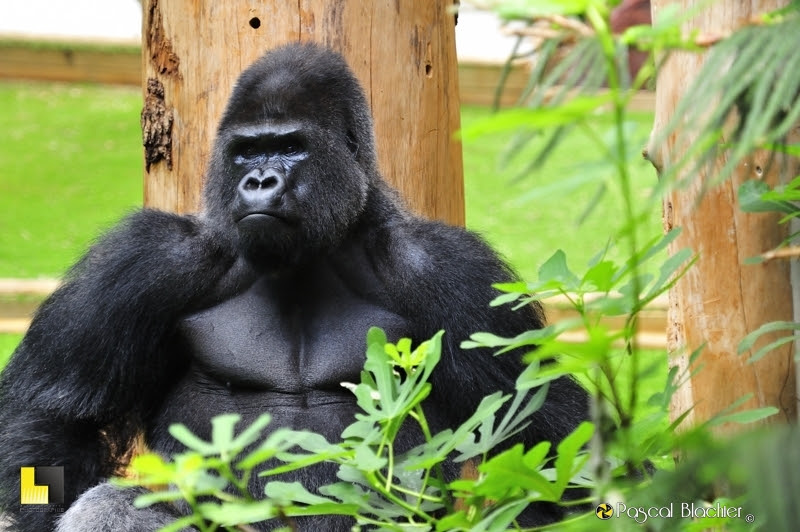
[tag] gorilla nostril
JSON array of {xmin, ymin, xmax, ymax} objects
[
  {"xmin": 240, "ymin": 174, "xmax": 281, "ymax": 193},
  {"xmin": 243, "ymin": 177, "xmax": 261, "ymax": 191}
]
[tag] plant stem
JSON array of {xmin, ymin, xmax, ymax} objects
[
  {"xmin": 364, "ymin": 471, "xmax": 434, "ymax": 522},
  {"xmin": 586, "ymin": 0, "xmax": 646, "ymax": 490}
]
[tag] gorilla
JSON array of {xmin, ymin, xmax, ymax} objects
[{"xmin": 0, "ymin": 42, "xmax": 588, "ymax": 531}]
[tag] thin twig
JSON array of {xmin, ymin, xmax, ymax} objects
[{"xmin": 761, "ymin": 246, "xmax": 800, "ymax": 261}]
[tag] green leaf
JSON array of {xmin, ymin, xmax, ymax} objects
[
  {"xmin": 621, "ymin": 4, "xmax": 694, "ymax": 50},
  {"xmin": 196, "ymin": 501, "xmax": 277, "ymax": 525},
  {"xmin": 460, "ymin": 331, "xmax": 512, "ymax": 349},
  {"xmin": 523, "ymin": 440, "xmax": 552, "ymax": 470},
  {"xmin": 461, "ymin": 320, "xmax": 582, "ymax": 352},
  {"xmin": 493, "ymin": 280, "xmax": 529, "ymax": 294},
  {"xmin": 538, "ymin": 249, "xmax": 581, "ymax": 290},
  {"xmin": 353, "ymin": 444, "xmax": 387, "ymax": 472},
  {"xmin": 264, "ymin": 481, "xmax": 335, "ymax": 505},
  {"xmin": 385, "ymin": 336, "xmax": 431, "ymax": 370},
  {"xmin": 709, "ymin": 407, "xmax": 779, "ymax": 426},
  {"xmin": 211, "ymin": 413, "xmax": 240, "ymax": 451},
  {"xmin": 397, "ymin": 430, "xmax": 452, "ymax": 470},
  {"xmin": 490, "ymin": 290, "xmax": 524, "ymax": 307},
  {"xmin": 511, "ymin": 162, "xmax": 610, "ymax": 202},
  {"xmin": 476, "ymin": 444, "xmax": 559, "ymax": 500},
  {"xmin": 485, "ymin": 383, "xmax": 549, "ymax": 448},
  {"xmin": 321, "ymin": 481, "xmax": 408, "ymax": 519},
  {"xmin": 282, "ymin": 503, "xmax": 361, "ymax": 518},
  {"xmin": 132, "ymin": 489, "xmax": 184, "ymax": 508},
  {"xmin": 229, "ymin": 413, "xmax": 272, "ymax": 453},
  {"xmin": 450, "ymin": 392, "xmax": 509, "ymax": 461},
  {"xmin": 582, "ymin": 259, "xmax": 618, "ymax": 292},
  {"xmin": 158, "ymin": 515, "xmax": 204, "ymax": 532},
  {"xmin": 495, "ymin": 0, "xmax": 589, "ymax": 18},
  {"xmin": 128, "ymin": 453, "xmax": 170, "ymax": 475},
  {"xmin": 168, "ymin": 424, "xmax": 216, "ymax": 455},
  {"xmin": 554, "ymin": 421, "xmax": 594, "ymax": 492},
  {"xmin": 645, "ymin": 247, "xmax": 694, "ymax": 300},
  {"xmin": 469, "ymin": 500, "xmax": 532, "ymax": 532},
  {"xmin": 366, "ymin": 326, "xmax": 388, "ymax": 347},
  {"xmin": 459, "ymin": 95, "xmax": 610, "ymax": 141},
  {"xmin": 584, "ymin": 293, "xmax": 632, "ymax": 316},
  {"xmin": 739, "ymin": 180, "xmax": 798, "ymax": 214},
  {"xmin": 238, "ymin": 429, "xmax": 324, "ymax": 471},
  {"xmin": 746, "ymin": 336, "xmax": 797, "ymax": 364},
  {"xmin": 616, "ymin": 228, "xmax": 682, "ymax": 282},
  {"xmin": 738, "ymin": 320, "xmax": 800, "ymax": 354},
  {"xmin": 435, "ymin": 511, "xmax": 472, "ymax": 531},
  {"xmin": 340, "ymin": 418, "xmax": 381, "ymax": 442}
]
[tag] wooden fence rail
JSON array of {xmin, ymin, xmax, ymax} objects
[
  {"xmin": 0, "ymin": 39, "xmax": 655, "ymax": 109},
  {"xmin": 0, "ymin": 279, "xmax": 667, "ymax": 346}
]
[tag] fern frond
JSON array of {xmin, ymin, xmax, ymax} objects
[{"xmin": 654, "ymin": 14, "xmax": 800, "ymax": 187}]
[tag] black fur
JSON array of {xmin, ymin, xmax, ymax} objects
[{"xmin": 0, "ymin": 42, "xmax": 588, "ymax": 531}]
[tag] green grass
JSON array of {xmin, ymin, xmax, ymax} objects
[
  {"xmin": 0, "ymin": 334, "xmax": 22, "ymax": 370},
  {"xmin": 461, "ymin": 106, "xmax": 662, "ymax": 282},
  {"xmin": 0, "ymin": 82, "xmax": 143, "ymax": 278}
]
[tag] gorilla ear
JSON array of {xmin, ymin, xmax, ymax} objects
[{"xmin": 345, "ymin": 130, "xmax": 359, "ymax": 157}]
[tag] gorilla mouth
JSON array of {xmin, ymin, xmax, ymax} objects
[
  {"xmin": 237, "ymin": 212, "xmax": 288, "ymax": 223},
  {"xmin": 236, "ymin": 212, "xmax": 298, "ymax": 234}
]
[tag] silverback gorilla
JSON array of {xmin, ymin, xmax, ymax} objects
[{"xmin": 0, "ymin": 43, "xmax": 588, "ymax": 531}]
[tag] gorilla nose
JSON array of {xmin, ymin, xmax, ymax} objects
[
  {"xmin": 240, "ymin": 171, "xmax": 283, "ymax": 191},
  {"xmin": 237, "ymin": 170, "xmax": 286, "ymax": 207}
]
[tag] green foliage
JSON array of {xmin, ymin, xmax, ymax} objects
[
  {"xmin": 461, "ymin": 106, "xmax": 660, "ymax": 282},
  {"xmin": 654, "ymin": 10, "xmax": 800, "ymax": 187},
  {"xmin": 122, "ymin": 330, "xmax": 597, "ymax": 531},
  {"xmin": 460, "ymin": 0, "xmax": 797, "ymax": 530},
  {"xmin": 0, "ymin": 82, "xmax": 143, "ymax": 277},
  {"xmin": 739, "ymin": 176, "xmax": 800, "ymax": 250},
  {"xmin": 738, "ymin": 320, "xmax": 800, "ymax": 364},
  {"xmin": 735, "ymin": 176, "xmax": 800, "ymax": 363}
]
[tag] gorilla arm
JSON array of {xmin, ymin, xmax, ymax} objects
[
  {"xmin": 0, "ymin": 209, "xmax": 245, "ymax": 532},
  {"xmin": 380, "ymin": 219, "xmax": 589, "ymax": 449}
]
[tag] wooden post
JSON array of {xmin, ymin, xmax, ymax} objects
[
  {"xmin": 140, "ymin": 0, "xmax": 464, "ymax": 226},
  {"xmin": 648, "ymin": 0, "xmax": 797, "ymax": 432}
]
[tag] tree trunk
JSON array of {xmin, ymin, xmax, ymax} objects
[
  {"xmin": 140, "ymin": 0, "xmax": 464, "ymax": 225},
  {"xmin": 648, "ymin": 0, "xmax": 797, "ymax": 432}
]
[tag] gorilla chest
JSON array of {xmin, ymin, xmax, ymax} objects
[{"xmin": 178, "ymin": 275, "xmax": 409, "ymax": 390}]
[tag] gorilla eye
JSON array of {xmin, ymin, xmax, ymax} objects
[
  {"xmin": 280, "ymin": 142, "xmax": 300, "ymax": 155},
  {"xmin": 230, "ymin": 132, "xmax": 305, "ymax": 164},
  {"xmin": 232, "ymin": 141, "xmax": 264, "ymax": 165},
  {"xmin": 241, "ymin": 144, "xmax": 262, "ymax": 158},
  {"xmin": 276, "ymin": 136, "xmax": 304, "ymax": 156}
]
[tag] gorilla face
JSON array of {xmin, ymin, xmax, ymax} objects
[
  {"xmin": 203, "ymin": 43, "xmax": 377, "ymax": 268},
  {"xmin": 226, "ymin": 122, "xmax": 313, "ymax": 265}
]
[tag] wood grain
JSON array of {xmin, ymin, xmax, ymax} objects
[
  {"xmin": 141, "ymin": 0, "xmax": 464, "ymax": 225},
  {"xmin": 650, "ymin": 0, "xmax": 797, "ymax": 432}
]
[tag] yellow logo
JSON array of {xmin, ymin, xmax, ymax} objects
[
  {"xmin": 20, "ymin": 467, "xmax": 64, "ymax": 505},
  {"xmin": 596, "ymin": 503, "xmax": 614, "ymax": 520}
]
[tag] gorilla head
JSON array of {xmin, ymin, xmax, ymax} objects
[{"xmin": 203, "ymin": 43, "xmax": 380, "ymax": 267}]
